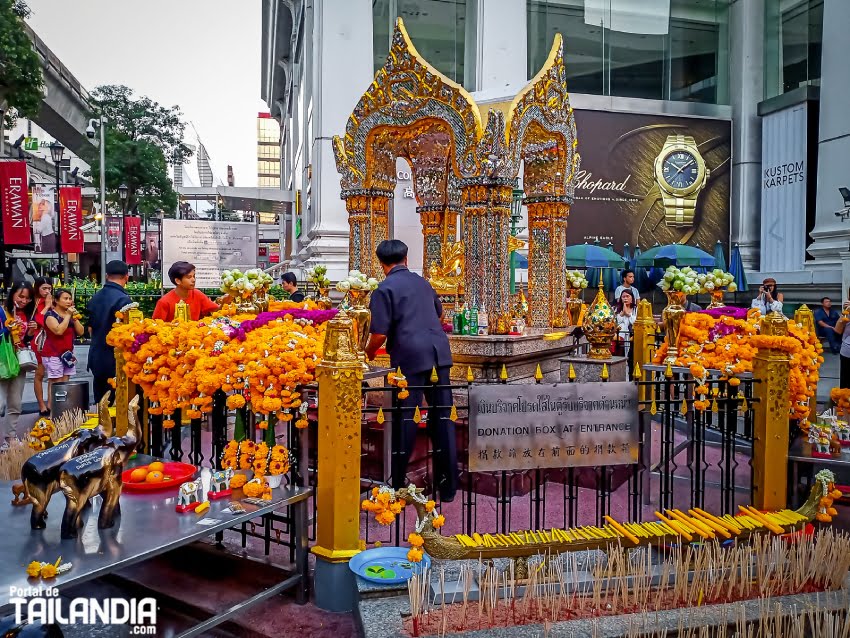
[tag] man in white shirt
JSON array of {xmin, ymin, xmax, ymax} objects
[{"xmin": 614, "ymin": 269, "xmax": 640, "ymax": 302}]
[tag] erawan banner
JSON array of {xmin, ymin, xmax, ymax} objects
[
  {"xmin": 124, "ymin": 216, "xmax": 142, "ymax": 265},
  {"xmin": 760, "ymin": 104, "xmax": 808, "ymax": 273},
  {"xmin": 569, "ymin": 110, "xmax": 731, "ymax": 252},
  {"xmin": 59, "ymin": 186, "xmax": 84, "ymax": 253},
  {"xmin": 0, "ymin": 161, "xmax": 32, "ymax": 244}
]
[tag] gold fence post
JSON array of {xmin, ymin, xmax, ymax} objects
[
  {"xmin": 632, "ymin": 299, "xmax": 657, "ymax": 402},
  {"xmin": 312, "ymin": 309, "xmax": 363, "ymax": 611},
  {"xmin": 752, "ymin": 312, "xmax": 792, "ymax": 510},
  {"xmin": 113, "ymin": 306, "xmax": 142, "ymax": 437}
]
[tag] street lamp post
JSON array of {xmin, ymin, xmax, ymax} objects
[
  {"xmin": 88, "ymin": 117, "xmax": 108, "ymax": 284},
  {"xmin": 118, "ymin": 183, "xmax": 128, "ymax": 264},
  {"xmin": 49, "ymin": 141, "xmax": 67, "ymax": 281}
]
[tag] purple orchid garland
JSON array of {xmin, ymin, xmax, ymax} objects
[{"xmin": 231, "ymin": 308, "xmax": 339, "ymax": 341}]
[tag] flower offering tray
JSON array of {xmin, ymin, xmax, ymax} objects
[{"xmin": 350, "ymin": 547, "xmax": 431, "ymax": 585}]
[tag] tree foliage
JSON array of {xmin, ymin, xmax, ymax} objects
[
  {"xmin": 83, "ymin": 84, "xmax": 194, "ymax": 218},
  {"xmin": 0, "ymin": 0, "xmax": 45, "ymax": 126}
]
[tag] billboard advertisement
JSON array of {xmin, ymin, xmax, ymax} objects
[
  {"xmin": 161, "ymin": 219, "xmax": 258, "ymax": 288},
  {"xmin": 568, "ymin": 110, "xmax": 731, "ymax": 252},
  {"xmin": 31, "ymin": 185, "xmax": 57, "ymax": 254}
]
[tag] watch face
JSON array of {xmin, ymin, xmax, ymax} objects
[{"xmin": 661, "ymin": 151, "xmax": 699, "ymax": 189}]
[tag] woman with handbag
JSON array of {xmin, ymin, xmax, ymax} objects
[
  {"xmin": 0, "ymin": 282, "xmax": 35, "ymax": 442},
  {"xmin": 31, "ymin": 277, "xmax": 53, "ymax": 416},
  {"xmin": 43, "ymin": 289, "xmax": 84, "ymax": 409}
]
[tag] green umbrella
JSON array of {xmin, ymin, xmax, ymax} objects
[
  {"xmin": 635, "ymin": 243, "xmax": 716, "ymax": 268},
  {"xmin": 712, "ymin": 240, "xmax": 728, "ymax": 272},
  {"xmin": 565, "ymin": 243, "xmax": 626, "ymax": 268}
]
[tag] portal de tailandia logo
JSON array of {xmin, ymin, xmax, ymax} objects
[{"xmin": 9, "ymin": 586, "xmax": 157, "ymax": 635}]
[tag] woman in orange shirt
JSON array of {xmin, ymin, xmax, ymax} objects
[{"xmin": 153, "ymin": 261, "xmax": 219, "ymax": 321}]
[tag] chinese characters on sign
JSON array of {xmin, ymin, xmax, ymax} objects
[{"xmin": 468, "ymin": 382, "xmax": 639, "ymax": 472}]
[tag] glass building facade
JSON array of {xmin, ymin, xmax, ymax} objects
[
  {"xmin": 373, "ymin": 0, "xmax": 477, "ymax": 90},
  {"xmin": 764, "ymin": 0, "xmax": 823, "ymax": 99},
  {"xmin": 257, "ymin": 112, "xmax": 281, "ymax": 189},
  {"xmin": 527, "ymin": 0, "xmax": 731, "ymax": 104}
]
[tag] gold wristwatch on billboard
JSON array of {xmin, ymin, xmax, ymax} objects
[{"xmin": 653, "ymin": 134, "xmax": 709, "ymax": 228}]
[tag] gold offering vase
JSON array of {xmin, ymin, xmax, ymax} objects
[
  {"xmin": 316, "ymin": 287, "xmax": 333, "ymax": 310},
  {"xmin": 662, "ymin": 290, "xmax": 687, "ymax": 365},
  {"xmin": 346, "ymin": 288, "xmax": 372, "ymax": 368},
  {"xmin": 581, "ymin": 282, "xmax": 617, "ymax": 360},
  {"xmin": 564, "ymin": 287, "xmax": 584, "ymax": 327},
  {"xmin": 706, "ymin": 289, "xmax": 725, "ymax": 309}
]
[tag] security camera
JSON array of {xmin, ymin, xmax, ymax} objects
[{"xmin": 86, "ymin": 124, "xmax": 96, "ymax": 139}]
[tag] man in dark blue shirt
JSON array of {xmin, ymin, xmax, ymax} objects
[
  {"xmin": 86, "ymin": 260, "xmax": 132, "ymax": 403},
  {"xmin": 814, "ymin": 296, "xmax": 841, "ymax": 354},
  {"xmin": 366, "ymin": 240, "xmax": 456, "ymax": 501}
]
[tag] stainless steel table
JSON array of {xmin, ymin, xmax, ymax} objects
[{"xmin": 0, "ymin": 467, "xmax": 311, "ymax": 637}]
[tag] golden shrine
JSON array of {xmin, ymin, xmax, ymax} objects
[{"xmin": 333, "ymin": 18, "xmax": 580, "ymax": 331}]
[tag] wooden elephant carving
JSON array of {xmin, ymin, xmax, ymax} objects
[{"xmin": 58, "ymin": 396, "xmax": 140, "ymax": 539}]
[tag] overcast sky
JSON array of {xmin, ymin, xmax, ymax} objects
[{"xmin": 26, "ymin": 0, "xmax": 267, "ymax": 188}]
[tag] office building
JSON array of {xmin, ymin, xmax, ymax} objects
[{"xmin": 262, "ymin": 0, "xmax": 848, "ymax": 300}]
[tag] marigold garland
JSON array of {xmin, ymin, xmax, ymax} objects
[
  {"xmin": 108, "ymin": 300, "xmax": 326, "ymax": 422},
  {"xmin": 654, "ymin": 312, "xmax": 821, "ymax": 420}
]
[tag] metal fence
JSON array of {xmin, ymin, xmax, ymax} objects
[{"xmin": 356, "ymin": 366, "xmax": 759, "ymax": 546}]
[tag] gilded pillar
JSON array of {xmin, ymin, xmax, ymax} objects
[
  {"xmin": 343, "ymin": 190, "xmax": 391, "ymax": 278},
  {"xmin": 420, "ymin": 209, "xmax": 443, "ymax": 276},
  {"xmin": 462, "ymin": 182, "xmax": 512, "ymax": 331},
  {"xmin": 526, "ymin": 198, "xmax": 570, "ymax": 328},
  {"xmin": 632, "ymin": 299, "xmax": 657, "ymax": 403},
  {"xmin": 312, "ymin": 310, "xmax": 364, "ymax": 562},
  {"xmin": 751, "ymin": 312, "xmax": 791, "ymax": 511}
]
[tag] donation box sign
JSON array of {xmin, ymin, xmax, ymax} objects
[{"xmin": 468, "ymin": 382, "xmax": 639, "ymax": 472}]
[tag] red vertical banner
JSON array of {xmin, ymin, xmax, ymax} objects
[
  {"xmin": 59, "ymin": 186, "xmax": 84, "ymax": 253},
  {"xmin": 124, "ymin": 216, "xmax": 142, "ymax": 265},
  {"xmin": 0, "ymin": 161, "xmax": 32, "ymax": 244}
]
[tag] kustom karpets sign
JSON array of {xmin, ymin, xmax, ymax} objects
[
  {"xmin": 9, "ymin": 585, "xmax": 157, "ymax": 634},
  {"xmin": 468, "ymin": 382, "xmax": 639, "ymax": 472}
]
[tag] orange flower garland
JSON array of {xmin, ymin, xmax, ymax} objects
[
  {"xmin": 654, "ymin": 312, "xmax": 821, "ymax": 420},
  {"xmin": 108, "ymin": 300, "xmax": 325, "ymax": 422},
  {"xmin": 831, "ymin": 388, "xmax": 850, "ymax": 416}
]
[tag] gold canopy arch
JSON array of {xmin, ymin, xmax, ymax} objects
[{"xmin": 333, "ymin": 18, "xmax": 580, "ymax": 330}]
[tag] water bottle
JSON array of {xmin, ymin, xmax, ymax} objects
[{"xmin": 470, "ymin": 306, "xmax": 479, "ymax": 335}]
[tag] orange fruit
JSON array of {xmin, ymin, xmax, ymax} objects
[
  {"xmin": 130, "ymin": 468, "xmax": 148, "ymax": 483},
  {"xmin": 147, "ymin": 461, "xmax": 165, "ymax": 472},
  {"xmin": 145, "ymin": 471, "xmax": 164, "ymax": 483}
]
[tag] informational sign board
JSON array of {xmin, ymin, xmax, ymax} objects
[
  {"xmin": 468, "ymin": 382, "xmax": 639, "ymax": 472},
  {"xmin": 161, "ymin": 219, "xmax": 258, "ymax": 288}
]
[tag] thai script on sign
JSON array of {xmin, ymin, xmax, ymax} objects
[{"xmin": 476, "ymin": 394, "xmax": 636, "ymax": 416}]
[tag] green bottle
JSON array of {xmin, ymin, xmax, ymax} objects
[
  {"xmin": 462, "ymin": 304, "xmax": 471, "ymax": 335},
  {"xmin": 470, "ymin": 306, "xmax": 479, "ymax": 335},
  {"xmin": 452, "ymin": 308, "xmax": 463, "ymax": 334}
]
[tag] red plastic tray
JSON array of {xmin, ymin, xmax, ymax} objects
[{"xmin": 122, "ymin": 461, "xmax": 197, "ymax": 492}]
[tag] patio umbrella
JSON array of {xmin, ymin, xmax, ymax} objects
[
  {"xmin": 729, "ymin": 243, "xmax": 748, "ymax": 292},
  {"xmin": 603, "ymin": 242, "xmax": 617, "ymax": 292},
  {"xmin": 712, "ymin": 240, "xmax": 728, "ymax": 273},
  {"xmin": 632, "ymin": 245, "xmax": 651, "ymax": 293},
  {"xmin": 635, "ymin": 243, "xmax": 716, "ymax": 268},
  {"xmin": 565, "ymin": 243, "xmax": 626, "ymax": 268}
]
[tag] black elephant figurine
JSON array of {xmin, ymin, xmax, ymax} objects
[
  {"xmin": 58, "ymin": 396, "xmax": 140, "ymax": 539},
  {"xmin": 19, "ymin": 396, "xmax": 112, "ymax": 530}
]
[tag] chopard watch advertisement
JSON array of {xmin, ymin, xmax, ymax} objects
[{"xmin": 569, "ymin": 110, "xmax": 731, "ymax": 252}]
